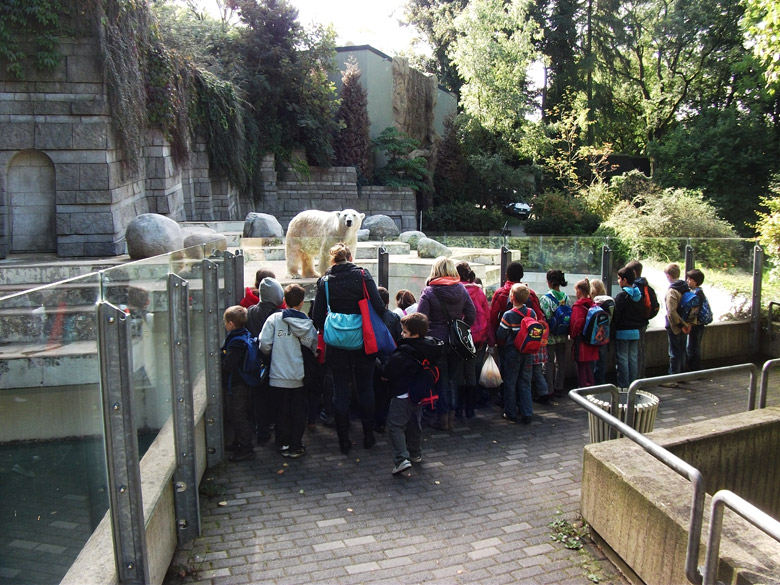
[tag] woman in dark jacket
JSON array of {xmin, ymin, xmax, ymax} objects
[
  {"xmin": 417, "ymin": 257, "xmax": 476, "ymax": 431},
  {"xmin": 312, "ymin": 243, "xmax": 387, "ymax": 454}
]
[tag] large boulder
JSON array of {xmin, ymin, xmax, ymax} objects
[
  {"xmin": 398, "ymin": 230, "xmax": 426, "ymax": 250},
  {"xmin": 126, "ymin": 214, "xmax": 183, "ymax": 259},
  {"xmin": 181, "ymin": 227, "xmax": 227, "ymax": 257},
  {"xmin": 416, "ymin": 237, "xmax": 451, "ymax": 259},
  {"xmin": 243, "ymin": 213, "xmax": 283, "ymax": 238},
  {"xmin": 363, "ymin": 214, "xmax": 400, "ymax": 239},
  {"xmin": 357, "ymin": 229, "xmax": 370, "ymax": 242}
]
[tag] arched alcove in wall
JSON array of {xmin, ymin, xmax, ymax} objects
[{"xmin": 7, "ymin": 150, "xmax": 56, "ymax": 253}]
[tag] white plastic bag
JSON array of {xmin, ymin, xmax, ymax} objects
[{"xmin": 479, "ymin": 348, "xmax": 502, "ymax": 388}]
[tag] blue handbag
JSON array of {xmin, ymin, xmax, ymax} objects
[{"xmin": 323, "ymin": 278, "xmax": 363, "ymax": 350}]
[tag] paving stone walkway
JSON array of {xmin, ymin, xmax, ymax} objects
[{"xmin": 165, "ymin": 366, "xmax": 779, "ymax": 585}]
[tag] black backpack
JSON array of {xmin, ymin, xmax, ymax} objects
[{"xmin": 431, "ymin": 289, "xmax": 476, "ymax": 360}]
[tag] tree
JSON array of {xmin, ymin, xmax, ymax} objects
[
  {"xmin": 755, "ymin": 175, "xmax": 780, "ymax": 280},
  {"xmin": 449, "ymin": 0, "xmax": 541, "ymax": 144},
  {"xmin": 230, "ymin": 0, "xmax": 339, "ymax": 166},
  {"xmin": 373, "ymin": 127, "xmax": 431, "ymax": 197},
  {"xmin": 743, "ymin": 0, "xmax": 780, "ymax": 88},
  {"xmin": 333, "ymin": 59, "xmax": 372, "ymax": 182},
  {"xmin": 403, "ymin": 0, "xmax": 468, "ymax": 95}
]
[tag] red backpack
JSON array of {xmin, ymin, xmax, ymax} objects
[{"xmin": 512, "ymin": 307, "xmax": 549, "ymax": 354}]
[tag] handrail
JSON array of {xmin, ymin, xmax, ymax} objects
[
  {"xmin": 768, "ymin": 301, "xmax": 780, "ymax": 340},
  {"xmin": 702, "ymin": 490, "xmax": 780, "ymax": 585},
  {"xmin": 569, "ymin": 387, "xmax": 706, "ymax": 585},
  {"xmin": 627, "ymin": 363, "xmax": 759, "ymax": 420},
  {"xmin": 759, "ymin": 359, "xmax": 780, "ymax": 409}
]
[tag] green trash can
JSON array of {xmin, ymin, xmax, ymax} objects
[{"xmin": 586, "ymin": 390, "xmax": 659, "ymax": 443}]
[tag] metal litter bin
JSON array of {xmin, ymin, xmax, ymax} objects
[{"xmin": 586, "ymin": 390, "xmax": 659, "ymax": 443}]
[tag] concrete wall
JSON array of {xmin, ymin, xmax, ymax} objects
[{"xmin": 581, "ymin": 407, "xmax": 780, "ymax": 585}]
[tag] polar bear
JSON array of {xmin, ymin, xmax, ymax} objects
[{"xmin": 285, "ymin": 209, "xmax": 365, "ymax": 278}]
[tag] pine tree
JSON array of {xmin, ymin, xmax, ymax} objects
[{"xmin": 333, "ymin": 59, "xmax": 373, "ymax": 182}]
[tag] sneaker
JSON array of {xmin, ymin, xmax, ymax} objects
[
  {"xmin": 520, "ymin": 415, "xmax": 532, "ymax": 424},
  {"xmin": 392, "ymin": 460, "xmax": 412, "ymax": 475},
  {"xmin": 410, "ymin": 455, "xmax": 422, "ymax": 464},
  {"xmin": 229, "ymin": 449, "xmax": 255, "ymax": 462},
  {"xmin": 284, "ymin": 446, "xmax": 306, "ymax": 458},
  {"xmin": 503, "ymin": 413, "xmax": 517, "ymax": 423},
  {"xmin": 278, "ymin": 445, "xmax": 290, "ymax": 455}
]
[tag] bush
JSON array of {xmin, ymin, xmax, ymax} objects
[
  {"xmin": 524, "ymin": 190, "xmax": 601, "ymax": 235},
  {"xmin": 599, "ymin": 187, "xmax": 741, "ymax": 267},
  {"xmin": 755, "ymin": 175, "xmax": 780, "ymax": 280},
  {"xmin": 423, "ymin": 203, "xmax": 504, "ymax": 232}
]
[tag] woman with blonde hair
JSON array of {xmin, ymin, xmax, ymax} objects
[
  {"xmin": 312, "ymin": 243, "xmax": 386, "ymax": 454},
  {"xmin": 417, "ymin": 257, "xmax": 476, "ymax": 430}
]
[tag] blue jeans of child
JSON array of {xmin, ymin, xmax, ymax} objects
[
  {"xmin": 615, "ymin": 339, "xmax": 638, "ymax": 389},
  {"xmin": 667, "ymin": 329, "xmax": 686, "ymax": 374},
  {"xmin": 502, "ymin": 349, "xmax": 533, "ymax": 419},
  {"xmin": 686, "ymin": 325, "xmax": 704, "ymax": 371}
]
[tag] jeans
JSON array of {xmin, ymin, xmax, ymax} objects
[
  {"xmin": 637, "ymin": 326, "xmax": 647, "ymax": 378},
  {"xmin": 531, "ymin": 363, "xmax": 549, "ymax": 399},
  {"xmin": 593, "ymin": 344, "xmax": 609, "ymax": 385},
  {"xmin": 615, "ymin": 339, "xmax": 638, "ymax": 389},
  {"xmin": 502, "ymin": 349, "xmax": 533, "ymax": 418},
  {"xmin": 326, "ymin": 347, "xmax": 376, "ymax": 423},
  {"xmin": 275, "ymin": 385, "xmax": 307, "ymax": 450},
  {"xmin": 388, "ymin": 397, "xmax": 422, "ymax": 465},
  {"xmin": 227, "ymin": 382, "xmax": 254, "ymax": 448},
  {"xmin": 686, "ymin": 325, "xmax": 704, "ymax": 371},
  {"xmin": 543, "ymin": 341, "xmax": 567, "ymax": 394},
  {"xmin": 667, "ymin": 329, "xmax": 686, "ymax": 374},
  {"xmin": 435, "ymin": 344, "xmax": 465, "ymax": 414}
]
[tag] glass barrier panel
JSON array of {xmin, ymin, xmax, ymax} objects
[
  {"xmin": 99, "ymin": 257, "xmax": 172, "ymax": 453},
  {"xmin": 0, "ymin": 273, "xmax": 107, "ymax": 585}
]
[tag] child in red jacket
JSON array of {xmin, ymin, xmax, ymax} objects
[{"xmin": 569, "ymin": 279, "xmax": 600, "ymax": 388}]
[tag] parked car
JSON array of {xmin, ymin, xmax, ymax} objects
[{"xmin": 503, "ymin": 201, "xmax": 532, "ymax": 220}]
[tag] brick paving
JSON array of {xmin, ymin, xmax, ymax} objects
[{"xmin": 165, "ymin": 365, "xmax": 780, "ymax": 585}]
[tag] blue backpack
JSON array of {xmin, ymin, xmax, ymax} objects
[
  {"xmin": 695, "ymin": 290, "xmax": 713, "ymax": 325},
  {"xmin": 545, "ymin": 292, "xmax": 572, "ymax": 336},
  {"xmin": 677, "ymin": 291, "xmax": 701, "ymax": 322},
  {"xmin": 582, "ymin": 305, "xmax": 610, "ymax": 346},
  {"xmin": 226, "ymin": 330, "xmax": 269, "ymax": 387}
]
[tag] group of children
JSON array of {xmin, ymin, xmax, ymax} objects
[{"xmin": 220, "ymin": 258, "xmax": 711, "ymax": 472}]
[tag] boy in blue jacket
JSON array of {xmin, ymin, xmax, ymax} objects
[
  {"xmin": 221, "ymin": 305, "xmax": 256, "ymax": 462},
  {"xmin": 383, "ymin": 313, "xmax": 444, "ymax": 475}
]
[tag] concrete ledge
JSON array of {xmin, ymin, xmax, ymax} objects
[
  {"xmin": 581, "ymin": 406, "xmax": 780, "ymax": 585},
  {"xmin": 61, "ymin": 372, "xmax": 208, "ymax": 585}
]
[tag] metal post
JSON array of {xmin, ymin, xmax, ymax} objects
[
  {"xmin": 377, "ymin": 245, "xmax": 389, "ymax": 289},
  {"xmin": 168, "ymin": 274, "xmax": 200, "ymax": 544},
  {"xmin": 600, "ymin": 245, "xmax": 613, "ymax": 297},
  {"xmin": 500, "ymin": 245, "xmax": 511, "ymax": 287},
  {"xmin": 223, "ymin": 251, "xmax": 235, "ymax": 307},
  {"xmin": 98, "ymin": 302, "xmax": 149, "ymax": 585},
  {"xmin": 202, "ymin": 259, "xmax": 224, "ymax": 467},
  {"xmin": 750, "ymin": 245, "xmax": 763, "ymax": 356},
  {"xmin": 233, "ymin": 249, "xmax": 245, "ymax": 307},
  {"xmin": 685, "ymin": 244, "xmax": 695, "ymax": 275}
]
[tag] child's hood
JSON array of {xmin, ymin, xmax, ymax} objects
[
  {"xmin": 281, "ymin": 308, "xmax": 313, "ymax": 337},
  {"xmin": 399, "ymin": 336, "xmax": 445, "ymax": 362},
  {"xmin": 670, "ymin": 279, "xmax": 689, "ymax": 294},
  {"xmin": 623, "ymin": 285, "xmax": 642, "ymax": 302},
  {"xmin": 260, "ymin": 278, "xmax": 284, "ymax": 306}
]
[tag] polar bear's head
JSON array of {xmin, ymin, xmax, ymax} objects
[{"xmin": 339, "ymin": 209, "xmax": 364, "ymax": 231}]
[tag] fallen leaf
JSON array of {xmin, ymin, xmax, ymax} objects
[
  {"xmin": 347, "ymin": 508, "xmax": 353, "ymax": 512},
  {"xmin": 218, "ymin": 501, "xmax": 227, "ymax": 506},
  {"xmin": 277, "ymin": 469, "xmax": 284, "ymax": 475},
  {"xmin": 434, "ymin": 480, "xmax": 440, "ymax": 485}
]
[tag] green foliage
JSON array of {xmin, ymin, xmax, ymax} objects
[
  {"xmin": 577, "ymin": 182, "xmax": 619, "ymax": 222},
  {"xmin": 649, "ymin": 107, "xmax": 779, "ymax": 236},
  {"xmin": 0, "ymin": 0, "xmax": 64, "ymax": 79},
  {"xmin": 524, "ymin": 190, "xmax": 600, "ymax": 235},
  {"xmin": 743, "ymin": 0, "xmax": 780, "ymax": 88},
  {"xmin": 549, "ymin": 515, "xmax": 588, "ymax": 550},
  {"xmin": 373, "ymin": 127, "xmax": 431, "ymax": 192},
  {"xmin": 599, "ymin": 188, "xmax": 741, "ymax": 268},
  {"xmin": 755, "ymin": 175, "xmax": 780, "ymax": 280},
  {"xmin": 333, "ymin": 59, "xmax": 372, "ymax": 183},
  {"xmin": 423, "ymin": 202, "xmax": 504, "ymax": 232}
]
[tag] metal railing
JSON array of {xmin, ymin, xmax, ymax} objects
[
  {"xmin": 767, "ymin": 300, "xmax": 780, "ymax": 341},
  {"xmin": 571, "ymin": 360, "xmax": 778, "ymax": 585}
]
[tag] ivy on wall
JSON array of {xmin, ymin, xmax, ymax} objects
[{"xmin": 0, "ymin": 0, "xmax": 64, "ymax": 79}]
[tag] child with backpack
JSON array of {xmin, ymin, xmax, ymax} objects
[
  {"xmin": 221, "ymin": 305, "xmax": 258, "ymax": 462},
  {"xmin": 625, "ymin": 260, "xmax": 659, "ymax": 378},
  {"xmin": 685, "ymin": 269, "xmax": 711, "ymax": 372},
  {"xmin": 260, "ymin": 284, "xmax": 319, "ymax": 458},
  {"xmin": 663, "ymin": 263, "xmax": 691, "ymax": 380},
  {"xmin": 382, "ymin": 313, "xmax": 444, "ymax": 475},
  {"xmin": 612, "ymin": 267, "xmax": 644, "ymax": 390},
  {"xmin": 496, "ymin": 283, "xmax": 539, "ymax": 424},
  {"xmin": 540, "ymin": 269, "xmax": 571, "ymax": 397},
  {"xmin": 569, "ymin": 279, "xmax": 600, "ymax": 388},
  {"xmin": 590, "ymin": 279, "xmax": 615, "ymax": 385}
]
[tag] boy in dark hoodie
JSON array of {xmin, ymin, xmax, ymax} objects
[
  {"xmin": 663, "ymin": 263, "xmax": 691, "ymax": 381},
  {"xmin": 383, "ymin": 313, "xmax": 444, "ymax": 475},
  {"xmin": 260, "ymin": 284, "xmax": 318, "ymax": 458},
  {"xmin": 221, "ymin": 305, "xmax": 256, "ymax": 462},
  {"xmin": 247, "ymin": 277, "xmax": 286, "ymax": 444},
  {"xmin": 612, "ymin": 267, "xmax": 644, "ymax": 389}
]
